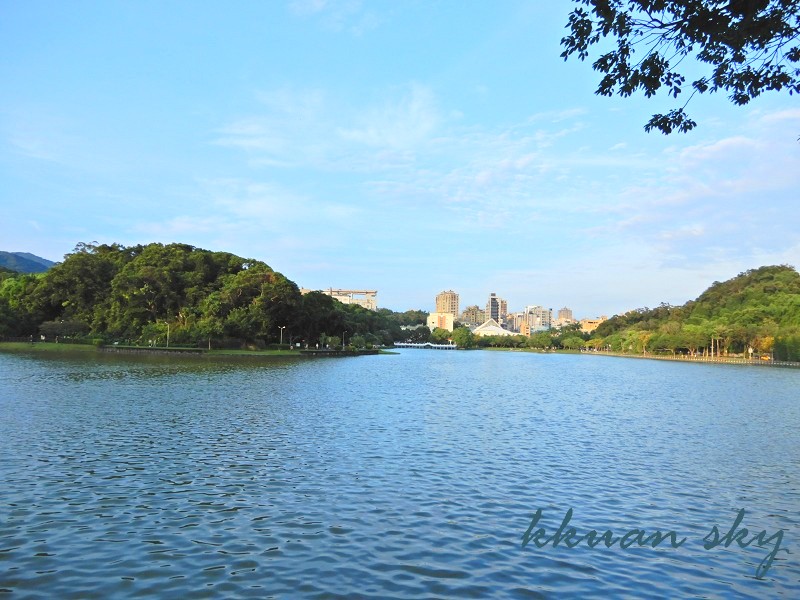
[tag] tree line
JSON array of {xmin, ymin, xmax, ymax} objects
[
  {"xmin": 0, "ymin": 242, "xmax": 426, "ymax": 349},
  {"xmin": 2, "ymin": 245, "xmax": 797, "ymax": 359}
]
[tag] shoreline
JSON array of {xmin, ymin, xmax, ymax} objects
[
  {"xmin": 3, "ymin": 342, "xmax": 797, "ymax": 368},
  {"xmin": 0, "ymin": 342, "xmax": 383, "ymax": 359},
  {"xmin": 436, "ymin": 346, "xmax": 800, "ymax": 369},
  {"xmin": 583, "ymin": 350, "xmax": 800, "ymax": 369}
]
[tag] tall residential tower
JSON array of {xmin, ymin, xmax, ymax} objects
[
  {"xmin": 485, "ymin": 293, "xmax": 507, "ymax": 323},
  {"xmin": 435, "ymin": 290, "xmax": 459, "ymax": 317}
]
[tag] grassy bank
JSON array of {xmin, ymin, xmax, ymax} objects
[
  {"xmin": 208, "ymin": 348, "xmax": 300, "ymax": 357},
  {"xmin": 0, "ymin": 342, "xmax": 300, "ymax": 357},
  {"xmin": 101, "ymin": 345, "xmax": 301, "ymax": 358},
  {"xmin": 0, "ymin": 342, "xmax": 367, "ymax": 359},
  {"xmin": 0, "ymin": 342, "xmax": 98, "ymax": 353}
]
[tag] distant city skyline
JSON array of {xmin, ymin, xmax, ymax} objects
[{"xmin": 2, "ymin": 3, "xmax": 797, "ymax": 318}]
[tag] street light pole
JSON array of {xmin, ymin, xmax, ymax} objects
[
  {"xmin": 279, "ymin": 326, "xmax": 286, "ymax": 345},
  {"xmin": 166, "ymin": 321, "xmax": 170, "ymax": 348}
]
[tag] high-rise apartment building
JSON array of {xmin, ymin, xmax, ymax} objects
[
  {"xmin": 435, "ymin": 290, "xmax": 459, "ymax": 317},
  {"xmin": 557, "ymin": 307, "xmax": 574, "ymax": 325},
  {"xmin": 523, "ymin": 305, "xmax": 553, "ymax": 332},
  {"xmin": 486, "ymin": 293, "xmax": 507, "ymax": 323},
  {"xmin": 506, "ymin": 312, "xmax": 523, "ymax": 333},
  {"xmin": 460, "ymin": 305, "xmax": 485, "ymax": 326}
]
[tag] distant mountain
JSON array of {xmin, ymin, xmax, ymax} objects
[{"xmin": 0, "ymin": 251, "xmax": 56, "ymax": 273}]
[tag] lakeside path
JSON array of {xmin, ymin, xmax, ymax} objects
[
  {"xmin": 583, "ymin": 350, "xmax": 800, "ymax": 369},
  {"xmin": 475, "ymin": 346, "xmax": 800, "ymax": 369}
]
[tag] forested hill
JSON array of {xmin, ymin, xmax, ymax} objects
[
  {"xmin": 0, "ymin": 242, "xmax": 422, "ymax": 348},
  {"xmin": 691, "ymin": 265, "xmax": 800, "ymax": 323},
  {"xmin": 591, "ymin": 265, "xmax": 800, "ymax": 360}
]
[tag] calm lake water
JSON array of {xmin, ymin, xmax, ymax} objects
[{"xmin": 1, "ymin": 349, "xmax": 798, "ymax": 598}]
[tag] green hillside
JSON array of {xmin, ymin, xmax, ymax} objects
[{"xmin": 592, "ymin": 265, "xmax": 800, "ymax": 360}]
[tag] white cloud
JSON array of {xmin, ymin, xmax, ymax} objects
[
  {"xmin": 677, "ymin": 135, "xmax": 761, "ymax": 164},
  {"xmin": 202, "ymin": 178, "xmax": 361, "ymax": 226},
  {"xmin": 338, "ymin": 84, "xmax": 441, "ymax": 149},
  {"xmin": 756, "ymin": 108, "xmax": 800, "ymax": 125},
  {"xmin": 657, "ymin": 224, "xmax": 706, "ymax": 241}
]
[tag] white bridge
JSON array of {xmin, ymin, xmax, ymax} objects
[{"xmin": 394, "ymin": 342, "xmax": 458, "ymax": 350}]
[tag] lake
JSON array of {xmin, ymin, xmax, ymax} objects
[{"xmin": 1, "ymin": 348, "xmax": 798, "ymax": 598}]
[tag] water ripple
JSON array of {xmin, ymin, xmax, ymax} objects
[{"xmin": 1, "ymin": 350, "xmax": 798, "ymax": 597}]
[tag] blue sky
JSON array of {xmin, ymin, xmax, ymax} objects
[{"xmin": 2, "ymin": 1, "xmax": 798, "ymax": 317}]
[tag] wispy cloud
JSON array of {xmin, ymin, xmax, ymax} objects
[
  {"xmin": 677, "ymin": 135, "xmax": 761, "ymax": 164},
  {"xmin": 288, "ymin": 0, "xmax": 383, "ymax": 35},
  {"xmin": 578, "ymin": 117, "xmax": 799, "ymax": 268},
  {"xmin": 288, "ymin": 0, "xmax": 330, "ymax": 16},
  {"xmin": 338, "ymin": 84, "xmax": 441, "ymax": 149},
  {"xmin": 213, "ymin": 86, "xmax": 799, "ymax": 299},
  {"xmin": 129, "ymin": 176, "xmax": 361, "ymax": 272},
  {"xmin": 4, "ymin": 109, "xmax": 95, "ymax": 168},
  {"xmin": 215, "ymin": 83, "xmax": 446, "ymax": 172},
  {"xmin": 755, "ymin": 107, "xmax": 800, "ymax": 124}
]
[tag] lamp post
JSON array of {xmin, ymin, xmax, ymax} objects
[
  {"xmin": 342, "ymin": 331, "xmax": 346, "ymax": 350},
  {"xmin": 166, "ymin": 321, "xmax": 170, "ymax": 348},
  {"xmin": 279, "ymin": 325, "xmax": 286, "ymax": 345}
]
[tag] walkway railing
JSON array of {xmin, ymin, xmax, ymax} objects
[{"xmin": 395, "ymin": 342, "xmax": 458, "ymax": 350}]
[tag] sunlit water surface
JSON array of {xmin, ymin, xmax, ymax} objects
[{"xmin": 1, "ymin": 349, "xmax": 798, "ymax": 598}]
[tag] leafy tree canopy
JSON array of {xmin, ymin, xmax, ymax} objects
[
  {"xmin": 0, "ymin": 265, "xmax": 17, "ymax": 281},
  {"xmin": 451, "ymin": 326, "xmax": 477, "ymax": 349},
  {"xmin": 430, "ymin": 327, "xmax": 453, "ymax": 344},
  {"xmin": 562, "ymin": 0, "xmax": 800, "ymax": 133},
  {"xmin": 0, "ymin": 241, "xmax": 419, "ymax": 348}
]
